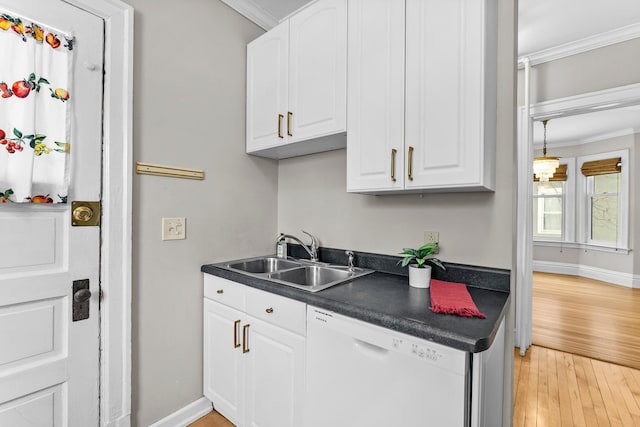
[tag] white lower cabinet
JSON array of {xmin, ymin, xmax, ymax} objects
[{"xmin": 203, "ymin": 275, "xmax": 306, "ymax": 427}]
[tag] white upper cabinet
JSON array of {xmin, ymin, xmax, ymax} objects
[
  {"xmin": 246, "ymin": 22, "xmax": 289, "ymax": 153},
  {"xmin": 346, "ymin": 0, "xmax": 405, "ymax": 192},
  {"xmin": 246, "ymin": 0, "xmax": 347, "ymax": 159},
  {"xmin": 347, "ymin": 0, "xmax": 497, "ymax": 193}
]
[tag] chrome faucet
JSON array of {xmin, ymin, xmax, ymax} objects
[{"xmin": 277, "ymin": 231, "xmax": 319, "ymax": 262}]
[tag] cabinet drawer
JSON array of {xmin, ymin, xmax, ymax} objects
[
  {"xmin": 204, "ymin": 274, "xmax": 245, "ymax": 311},
  {"xmin": 246, "ymin": 287, "xmax": 306, "ymax": 335}
]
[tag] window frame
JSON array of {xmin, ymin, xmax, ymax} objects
[
  {"xmin": 532, "ymin": 158, "xmax": 575, "ymax": 243},
  {"xmin": 576, "ymin": 149, "xmax": 629, "ymax": 250}
]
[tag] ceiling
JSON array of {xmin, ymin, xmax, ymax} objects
[
  {"xmin": 533, "ymin": 105, "xmax": 640, "ymax": 147},
  {"xmin": 229, "ymin": 0, "xmax": 640, "ymax": 58},
  {"xmin": 518, "ymin": 0, "xmax": 640, "ymax": 57}
]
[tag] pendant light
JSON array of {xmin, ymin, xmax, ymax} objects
[{"xmin": 533, "ymin": 119, "xmax": 559, "ymax": 182}]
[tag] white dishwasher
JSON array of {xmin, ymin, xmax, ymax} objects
[{"xmin": 306, "ymin": 306, "xmax": 470, "ymax": 427}]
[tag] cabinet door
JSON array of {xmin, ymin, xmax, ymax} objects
[
  {"xmin": 244, "ymin": 317, "xmax": 305, "ymax": 427},
  {"xmin": 288, "ymin": 0, "xmax": 346, "ymax": 143},
  {"xmin": 405, "ymin": 0, "xmax": 495, "ymax": 191},
  {"xmin": 204, "ymin": 299, "xmax": 245, "ymax": 426},
  {"xmin": 346, "ymin": 0, "xmax": 405, "ymax": 192},
  {"xmin": 247, "ymin": 21, "xmax": 289, "ymax": 152}
]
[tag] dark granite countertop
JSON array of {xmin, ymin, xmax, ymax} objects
[{"xmin": 201, "ymin": 246, "xmax": 510, "ymax": 353}]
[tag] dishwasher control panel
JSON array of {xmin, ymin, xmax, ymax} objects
[{"xmin": 309, "ymin": 306, "xmax": 467, "ymax": 373}]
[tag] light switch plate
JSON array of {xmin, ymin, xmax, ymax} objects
[{"xmin": 162, "ymin": 217, "xmax": 186, "ymax": 240}]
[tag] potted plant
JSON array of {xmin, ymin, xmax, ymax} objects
[{"xmin": 399, "ymin": 243, "xmax": 445, "ymax": 288}]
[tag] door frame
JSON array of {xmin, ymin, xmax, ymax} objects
[
  {"xmin": 62, "ymin": 0, "xmax": 134, "ymax": 426},
  {"xmin": 515, "ymin": 77, "xmax": 640, "ymax": 355}
]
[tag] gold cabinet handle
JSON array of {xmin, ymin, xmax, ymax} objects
[
  {"xmin": 242, "ymin": 324, "xmax": 250, "ymax": 354},
  {"xmin": 391, "ymin": 149, "xmax": 397, "ymax": 182},
  {"xmin": 217, "ymin": 289, "xmax": 224, "ymax": 294},
  {"xmin": 287, "ymin": 112, "xmax": 293, "ymax": 137},
  {"xmin": 277, "ymin": 114, "xmax": 284, "ymax": 139},
  {"xmin": 408, "ymin": 146, "xmax": 414, "ymax": 181},
  {"xmin": 266, "ymin": 307, "xmax": 274, "ymax": 314},
  {"xmin": 233, "ymin": 319, "xmax": 241, "ymax": 348}
]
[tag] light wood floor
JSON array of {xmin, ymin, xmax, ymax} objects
[
  {"xmin": 188, "ymin": 411, "xmax": 233, "ymax": 427},
  {"xmin": 532, "ymin": 272, "xmax": 640, "ymax": 370},
  {"xmin": 514, "ymin": 345, "xmax": 640, "ymax": 426}
]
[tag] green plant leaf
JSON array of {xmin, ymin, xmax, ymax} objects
[
  {"xmin": 13, "ymin": 128, "xmax": 22, "ymax": 138},
  {"xmin": 37, "ymin": 77, "xmax": 49, "ymax": 85},
  {"xmin": 28, "ymin": 73, "xmax": 36, "ymax": 82},
  {"xmin": 428, "ymin": 258, "xmax": 446, "ymax": 271}
]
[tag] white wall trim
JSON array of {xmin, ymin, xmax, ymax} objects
[
  {"xmin": 220, "ymin": 0, "xmax": 278, "ymax": 30},
  {"xmin": 533, "ymin": 261, "xmax": 639, "ymax": 289},
  {"xmin": 534, "ymin": 240, "xmax": 631, "ymax": 255},
  {"xmin": 518, "ymin": 22, "xmax": 640, "ymax": 68},
  {"xmin": 63, "ymin": 1, "xmax": 134, "ymax": 426},
  {"xmin": 148, "ymin": 398, "xmax": 213, "ymax": 427},
  {"xmin": 529, "ymin": 82, "xmax": 640, "ymax": 119}
]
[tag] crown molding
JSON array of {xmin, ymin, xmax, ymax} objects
[
  {"xmin": 220, "ymin": 0, "xmax": 278, "ymax": 30},
  {"xmin": 518, "ymin": 22, "xmax": 640, "ymax": 68}
]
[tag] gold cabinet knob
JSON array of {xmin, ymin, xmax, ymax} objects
[
  {"xmin": 266, "ymin": 307, "xmax": 274, "ymax": 314},
  {"xmin": 73, "ymin": 206, "xmax": 93, "ymax": 223}
]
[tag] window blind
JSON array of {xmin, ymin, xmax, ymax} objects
[{"xmin": 581, "ymin": 157, "xmax": 621, "ymax": 176}]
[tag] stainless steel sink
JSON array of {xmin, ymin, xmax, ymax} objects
[
  {"xmin": 270, "ymin": 265, "xmax": 352, "ymax": 287},
  {"xmin": 227, "ymin": 257, "xmax": 300, "ymax": 274},
  {"xmin": 218, "ymin": 256, "xmax": 374, "ymax": 292}
]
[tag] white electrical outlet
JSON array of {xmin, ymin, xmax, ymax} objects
[
  {"xmin": 162, "ymin": 217, "xmax": 186, "ymax": 240},
  {"xmin": 424, "ymin": 231, "xmax": 439, "ymax": 244}
]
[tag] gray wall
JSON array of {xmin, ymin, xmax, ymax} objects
[
  {"xmin": 125, "ymin": 1, "xmax": 276, "ymax": 425},
  {"xmin": 635, "ymin": 132, "xmax": 640, "ymax": 276},
  {"xmin": 531, "ymin": 125, "xmax": 637, "ymax": 275},
  {"xmin": 126, "ymin": 0, "xmax": 517, "ymax": 424},
  {"xmin": 518, "ymin": 38, "xmax": 640, "ymax": 106},
  {"xmin": 277, "ymin": 0, "xmax": 516, "ymax": 271}
]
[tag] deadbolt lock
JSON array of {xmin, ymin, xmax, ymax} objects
[{"xmin": 72, "ymin": 201, "xmax": 100, "ymax": 226}]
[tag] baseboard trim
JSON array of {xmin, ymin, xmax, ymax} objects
[
  {"xmin": 149, "ymin": 397, "xmax": 212, "ymax": 427},
  {"xmin": 533, "ymin": 261, "xmax": 639, "ymax": 288}
]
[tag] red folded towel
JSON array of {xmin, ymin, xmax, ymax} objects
[{"xmin": 430, "ymin": 279, "xmax": 486, "ymax": 318}]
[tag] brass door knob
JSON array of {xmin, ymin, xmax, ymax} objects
[
  {"xmin": 73, "ymin": 206, "xmax": 93, "ymax": 223},
  {"xmin": 71, "ymin": 201, "xmax": 100, "ymax": 226}
]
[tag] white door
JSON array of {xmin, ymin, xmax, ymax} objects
[
  {"xmin": 346, "ymin": 0, "xmax": 405, "ymax": 193},
  {"xmin": 288, "ymin": 0, "xmax": 346, "ymax": 143},
  {"xmin": 405, "ymin": 0, "xmax": 485, "ymax": 190},
  {"xmin": 246, "ymin": 21, "xmax": 289, "ymax": 152},
  {"xmin": 203, "ymin": 298, "xmax": 245, "ymax": 426},
  {"xmin": 0, "ymin": 0, "xmax": 104, "ymax": 426},
  {"xmin": 244, "ymin": 317, "xmax": 305, "ymax": 427}
]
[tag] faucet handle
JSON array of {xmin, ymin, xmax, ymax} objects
[
  {"xmin": 302, "ymin": 230, "xmax": 319, "ymax": 261},
  {"xmin": 345, "ymin": 250, "xmax": 355, "ymax": 271},
  {"xmin": 302, "ymin": 230, "xmax": 318, "ymax": 248}
]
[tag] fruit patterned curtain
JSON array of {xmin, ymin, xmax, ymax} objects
[{"xmin": 0, "ymin": 10, "xmax": 73, "ymax": 204}]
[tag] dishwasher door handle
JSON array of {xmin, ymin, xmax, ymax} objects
[{"xmin": 353, "ymin": 338, "xmax": 390, "ymax": 359}]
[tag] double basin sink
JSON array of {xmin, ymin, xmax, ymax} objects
[{"xmin": 217, "ymin": 256, "xmax": 374, "ymax": 292}]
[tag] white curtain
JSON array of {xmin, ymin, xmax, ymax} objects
[{"xmin": 0, "ymin": 10, "xmax": 73, "ymax": 204}]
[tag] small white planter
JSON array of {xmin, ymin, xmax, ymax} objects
[{"xmin": 408, "ymin": 264, "xmax": 432, "ymax": 288}]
